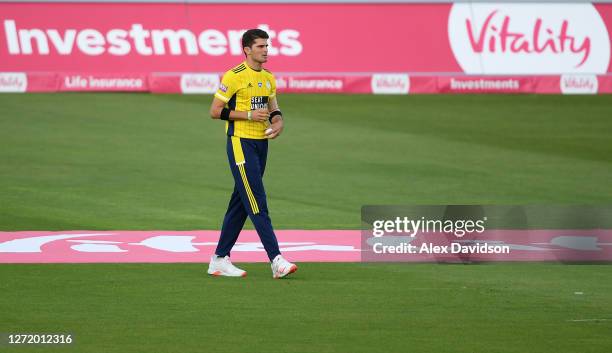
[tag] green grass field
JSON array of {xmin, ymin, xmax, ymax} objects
[
  {"xmin": 1, "ymin": 94, "xmax": 611, "ymax": 230},
  {"xmin": 1, "ymin": 263, "xmax": 612, "ymax": 353},
  {"xmin": 1, "ymin": 93, "xmax": 612, "ymax": 352}
]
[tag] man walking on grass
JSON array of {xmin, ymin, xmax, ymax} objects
[{"xmin": 207, "ymin": 29, "xmax": 297, "ymax": 279}]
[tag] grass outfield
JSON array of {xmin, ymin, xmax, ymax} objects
[
  {"xmin": 1, "ymin": 93, "xmax": 612, "ymax": 352},
  {"xmin": 1, "ymin": 93, "xmax": 611, "ymax": 230},
  {"xmin": 1, "ymin": 263, "xmax": 611, "ymax": 353}
]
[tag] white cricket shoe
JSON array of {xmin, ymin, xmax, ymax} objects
[
  {"xmin": 271, "ymin": 255, "xmax": 298, "ymax": 279},
  {"xmin": 207, "ymin": 255, "xmax": 247, "ymax": 277}
]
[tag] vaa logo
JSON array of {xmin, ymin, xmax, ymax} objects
[
  {"xmin": 0, "ymin": 72, "xmax": 27, "ymax": 92},
  {"xmin": 180, "ymin": 74, "xmax": 220, "ymax": 94},
  {"xmin": 371, "ymin": 74, "xmax": 410, "ymax": 94},
  {"xmin": 560, "ymin": 74, "xmax": 598, "ymax": 94},
  {"xmin": 448, "ymin": 4, "xmax": 610, "ymax": 74}
]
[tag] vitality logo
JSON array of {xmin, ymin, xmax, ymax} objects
[{"xmin": 448, "ymin": 3, "xmax": 610, "ymax": 74}]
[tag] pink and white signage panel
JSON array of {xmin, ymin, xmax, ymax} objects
[
  {"xmin": 1, "ymin": 230, "xmax": 611, "ymax": 263},
  {"xmin": 0, "ymin": 2, "xmax": 611, "ymax": 93}
]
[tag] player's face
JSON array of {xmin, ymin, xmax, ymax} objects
[{"xmin": 247, "ymin": 38, "xmax": 269, "ymax": 64}]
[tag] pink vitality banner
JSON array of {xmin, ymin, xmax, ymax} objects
[{"xmin": 0, "ymin": 2, "xmax": 611, "ymax": 94}]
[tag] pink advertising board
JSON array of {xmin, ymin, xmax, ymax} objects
[{"xmin": 0, "ymin": 2, "xmax": 611, "ymax": 94}]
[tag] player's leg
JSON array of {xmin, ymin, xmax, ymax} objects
[
  {"xmin": 208, "ymin": 137, "xmax": 250, "ymax": 277},
  {"xmin": 229, "ymin": 137, "xmax": 281, "ymax": 261},
  {"xmin": 239, "ymin": 139, "xmax": 297, "ymax": 278},
  {"xmin": 214, "ymin": 185, "xmax": 248, "ymax": 258}
]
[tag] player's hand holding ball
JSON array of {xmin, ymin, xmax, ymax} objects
[{"xmin": 265, "ymin": 118, "xmax": 283, "ymax": 139}]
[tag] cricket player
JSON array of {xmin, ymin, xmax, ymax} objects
[{"xmin": 207, "ymin": 29, "xmax": 297, "ymax": 278}]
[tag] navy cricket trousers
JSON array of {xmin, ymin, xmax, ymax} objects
[{"xmin": 215, "ymin": 136, "xmax": 281, "ymax": 261}]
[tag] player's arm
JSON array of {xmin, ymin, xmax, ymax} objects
[
  {"xmin": 209, "ymin": 98, "xmax": 269, "ymax": 121},
  {"xmin": 265, "ymin": 96, "xmax": 284, "ymax": 139}
]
